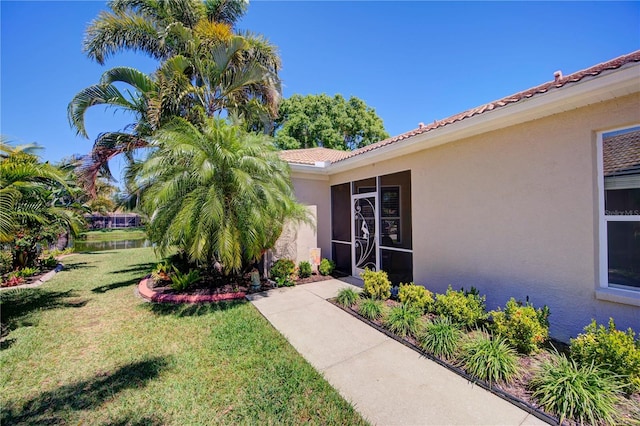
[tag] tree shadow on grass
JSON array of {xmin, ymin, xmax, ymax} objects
[
  {"xmin": 62, "ymin": 261, "xmax": 96, "ymax": 271},
  {"xmin": 0, "ymin": 288, "xmax": 89, "ymax": 339},
  {"xmin": 92, "ymin": 277, "xmax": 141, "ymax": 294},
  {"xmin": 145, "ymin": 299, "xmax": 246, "ymax": 317},
  {"xmin": 109, "ymin": 262, "xmax": 156, "ymax": 276},
  {"xmin": 1, "ymin": 357, "xmax": 170, "ymax": 425}
]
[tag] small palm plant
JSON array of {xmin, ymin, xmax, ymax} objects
[{"xmin": 170, "ymin": 267, "xmax": 201, "ymax": 292}]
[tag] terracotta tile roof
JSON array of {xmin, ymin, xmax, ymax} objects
[
  {"xmin": 330, "ymin": 50, "xmax": 640, "ymax": 163},
  {"xmin": 603, "ymin": 129, "xmax": 640, "ymax": 176},
  {"xmin": 279, "ymin": 147, "xmax": 351, "ymax": 165}
]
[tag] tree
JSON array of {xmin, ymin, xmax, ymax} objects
[
  {"xmin": 139, "ymin": 117, "xmax": 308, "ymax": 275},
  {"xmin": 0, "ymin": 140, "xmax": 84, "ymax": 268},
  {"xmin": 69, "ymin": 35, "xmax": 280, "ymax": 193},
  {"xmin": 274, "ymin": 94, "xmax": 389, "ymax": 151}
]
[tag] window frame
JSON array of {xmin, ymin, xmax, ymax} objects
[{"xmin": 595, "ymin": 125, "xmax": 640, "ymax": 306}]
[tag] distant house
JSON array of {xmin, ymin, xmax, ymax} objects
[
  {"xmin": 278, "ymin": 50, "xmax": 640, "ymax": 341},
  {"xmin": 85, "ymin": 213, "xmax": 142, "ymax": 229}
]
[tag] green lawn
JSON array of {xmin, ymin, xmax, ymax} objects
[
  {"xmin": 0, "ymin": 248, "xmax": 367, "ymax": 425},
  {"xmin": 80, "ymin": 228, "xmax": 147, "ymax": 242}
]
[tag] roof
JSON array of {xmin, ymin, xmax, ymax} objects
[
  {"xmin": 603, "ymin": 129, "xmax": 640, "ymax": 177},
  {"xmin": 280, "ymin": 147, "xmax": 351, "ymax": 165},
  {"xmin": 283, "ymin": 50, "xmax": 640, "ymax": 167}
]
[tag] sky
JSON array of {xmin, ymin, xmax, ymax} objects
[{"xmin": 1, "ymin": 1, "xmax": 640, "ymax": 183}]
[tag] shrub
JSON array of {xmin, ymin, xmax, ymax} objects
[
  {"xmin": 0, "ymin": 250, "xmax": 13, "ymax": 275},
  {"xmin": 570, "ymin": 318, "xmax": 640, "ymax": 393},
  {"xmin": 318, "ymin": 258, "xmax": 335, "ymax": 276},
  {"xmin": 460, "ymin": 333, "xmax": 519, "ymax": 386},
  {"xmin": 275, "ymin": 276, "xmax": 295, "ymax": 287},
  {"xmin": 336, "ymin": 288, "xmax": 360, "ymax": 307},
  {"xmin": 39, "ymin": 255, "xmax": 58, "ymax": 268},
  {"xmin": 358, "ymin": 298, "xmax": 385, "ymax": 321},
  {"xmin": 170, "ymin": 268, "xmax": 200, "ymax": 291},
  {"xmin": 1, "ymin": 275, "xmax": 25, "ymax": 287},
  {"xmin": 434, "ymin": 286, "xmax": 487, "ymax": 328},
  {"xmin": 270, "ymin": 258, "xmax": 296, "ymax": 281},
  {"xmin": 398, "ymin": 283, "xmax": 434, "ymax": 313},
  {"xmin": 385, "ymin": 304, "xmax": 422, "ymax": 338},
  {"xmin": 361, "ymin": 269, "xmax": 391, "ymax": 300},
  {"xmin": 298, "ymin": 261, "xmax": 312, "ymax": 278},
  {"xmin": 419, "ymin": 317, "xmax": 462, "ymax": 360},
  {"xmin": 12, "ymin": 267, "xmax": 40, "ymax": 278},
  {"xmin": 530, "ymin": 352, "xmax": 622, "ymax": 425},
  {"xmin": 490, "ymin": 298, "xmax": 549, "ymax": 354}
]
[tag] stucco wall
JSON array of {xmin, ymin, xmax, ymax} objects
[
  {"xmin": 289, "ymin": 176, "xmax": 332, "ymax": 262},
  {"xmin": 326, "ymin": 93, "xmax": 640, "ymax": 341}
]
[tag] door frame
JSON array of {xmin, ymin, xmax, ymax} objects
[{"xmin": 351, "ymin": 189, "xmax": 380, "ymax": 277}]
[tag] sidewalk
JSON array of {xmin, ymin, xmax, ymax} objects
[{"xmin": 247, "ymin": 279, "xmax": 547, "ymax": 426}]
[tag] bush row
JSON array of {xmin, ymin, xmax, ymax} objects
[{"xmin": 334, "ymin": 269, "xmax": 640, "ymax": 425}]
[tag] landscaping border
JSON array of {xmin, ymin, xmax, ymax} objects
[
  {"xmin": 329, "ymin": 299, "xmax": 559, "ymax": 426},
  {"xmin": 137, "ymin": 277, "xmax": 246, "ymax": 303},
  {"xmin": 0, "ymin": 264, "xmax": 64, "ymax": 291}
]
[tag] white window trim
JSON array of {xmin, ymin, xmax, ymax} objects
[{"xmin": 595, "ymin": 125, "xmax": 640, "ymax": 307}]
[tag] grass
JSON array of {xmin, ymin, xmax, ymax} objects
[
  {"xmin": 418, "ymin": 316, "xmax": 463, "ymax": 360},
  {"xmin": 460, "ymin": 333, "xmax": 520, "ymax": 386},
  {"xmin": 0, "ymin": 248, "xmax": 367, "ymax": 425},
  {"xmin": 80, "ymin": 228, "xmax": 147, "ymax": 242}
]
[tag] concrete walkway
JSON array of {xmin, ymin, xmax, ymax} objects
[{"xmin": 247, "ymin": 279, "xmax": 547, "ymax": 426}]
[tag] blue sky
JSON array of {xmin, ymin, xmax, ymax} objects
[{"xmin": 2, "ymin": 1, "xmax": 639, "ymax": 182}]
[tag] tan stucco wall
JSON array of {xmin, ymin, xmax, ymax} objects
[
  {"xmin": 326, "ymin": 93, "xmax": 640, "ymax": 341},
  {"xmin": 289, "ymin": 176, "xmax": 332, "ymax": 262}
]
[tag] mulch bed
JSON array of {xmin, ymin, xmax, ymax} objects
[{"xmin": 139, "ymin": 272, "xmax": 334, "ymax": 304}]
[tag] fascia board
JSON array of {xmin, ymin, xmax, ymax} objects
[{"xmin": 327, "ymin": 64, "xmax": 640, "ymax": 175}]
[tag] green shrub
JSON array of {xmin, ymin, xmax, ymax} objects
[
  {"xmin": 170, "ymin": 268, "xmax": 200, "ymax": 291},
  {"xmin": 275, "ymin": 276, "xmax": 295, "ymax": 287},
  {"xmin": 530, "ymin": 352, "xmax": 622, "ymax": 425},
  {"xmin": 336, "ymin": 288, "xmax": 360, "ymax": 307},
  {"xmin": 361, "ymin": 269, "xmax": 391, "ymax": 300},
  {"xmin": 418, "ymin": 317, "xmax": 462, "ymax": 360},
  {"xmin": 434, "ymin": 286, "xmax": 487, "ymax": 328},
  {"xmin": 490, "ymin": 298, "xmax": 549, "ymax": 354},
  {"xmin": 318, "ymin": 258, "xmax": 335, "ymax": 276},
  {"xmin": 398, "ymin": 283, "xmax": 434, "ymax": 313},
  {"xmin": 358, "ymin": 298, "xmax": 385, "ymax": 321},
  {"xmin": 460, "ymin": 333, "xmax": 519, "ymax": 386},
  {"xmin": 270, "ymin": 258, "xmax": 296, "ymax": 281},
  {"xmin": 385, "ymin": 304, "xmax": 422, "ymax": 338},
  {"xmin": 570, "ymin": 318, "xmax": 640, "ymax": 393},
  {"xmin": 12, "ymin": 267, "xmax": 40, "ymax": 278},
  {"xmin": 0, "ymin": 250, "xmax": 13, "ymax": 275},
  {"xmin": 298, "ymin": 261, "xmax": 312, "ymax": 278},
  {"xmin": 39, "ymin": 255, "xmax": 58, "ymax": 268}
]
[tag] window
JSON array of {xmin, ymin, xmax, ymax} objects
[
  {"xmin": 380, "ymin": 186, "xmax": 401, "ymax": 245},
  {"xmin": 598, "ymin": 126, "xmax": 640, "ymax": 294}
]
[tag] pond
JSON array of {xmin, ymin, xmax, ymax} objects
[{"xmin": 72, "ymin": 239, "xmax": 152, "ymax": 252}]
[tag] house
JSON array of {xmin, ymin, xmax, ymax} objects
[{"xmin": 277, "ymin": 51, "xmax": 640, "ymax": 341}]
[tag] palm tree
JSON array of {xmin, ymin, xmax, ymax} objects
[
  {"xmin": 69, "ymin": 36, "xmax": 280, "ymax": 193},
  {"xmin": 0, "ymin": 140, "xmax": 84, "ymax": 267},
  {"xmin": 139, "ymin": 117, "xmax": 308, "ymax": 275},
  {"xmin": 83, "ymin": 0, "xmax": 249, "ymax": 64}
]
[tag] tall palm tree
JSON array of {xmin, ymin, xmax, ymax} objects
[
  {"xmin": 69, "ymin": 36, "xmax": 279, "ymax": 193},
  {"xmin": 139, "ymin": 117, "xmax": 308, "ymax": 275},
  {"xmin": 83, "ymin": 0, "xmax": 248, "ymax": 64}
]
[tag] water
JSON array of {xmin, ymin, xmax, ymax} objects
[{"xmin": 72, "ymin": 239, "xmax": 152, "ymax": 252}]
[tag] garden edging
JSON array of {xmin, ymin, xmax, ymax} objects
[
  {"xmin": 137, "ymin": 277, "xmax": 247, "ymax": 303},
  {"xmin": 329, "ymin": 299, "xmax": 559, "ymax": 426},
  {"xmin": 0, "ymin": 263, "xmax": 64, "ymax": 291}
]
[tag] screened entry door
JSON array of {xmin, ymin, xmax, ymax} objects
[{"xmin": 352, "ymin": 193, "xmax": 378, "ymax": 276}]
